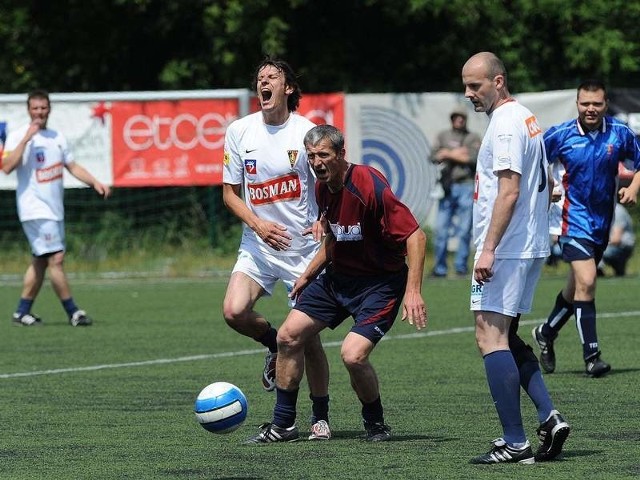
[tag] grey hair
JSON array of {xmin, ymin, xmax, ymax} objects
[{"xmin": 303, "ymin": 124, "xmax": 344, "ymax": 151}]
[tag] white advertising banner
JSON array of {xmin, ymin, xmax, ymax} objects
[
  {"xmin": 0, "ymin": 88, "xmax": 580, "ymax": 229},
  {"xmin": 345, "ymin": 90, "xmax": 576, "ymax": 227},
  {"xmin": 0, "ymin": 100, "xmax": 113, "ymax": 189}
]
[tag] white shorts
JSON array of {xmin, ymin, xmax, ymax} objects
[
  {"xmin": 469, "ymin": 257, "xmax": 545, "ymax": 317},
  {"xmin": 22, "ymin": 219, "xmax": 65, "ymax": 257},
  {"xmin": 232, "ymin": 244, "xmax": 319, "ymax": 304}
]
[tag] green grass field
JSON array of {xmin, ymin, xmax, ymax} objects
[{"xmin": 1, "ymin": 273, "xmax": 639, "ymax": 479}]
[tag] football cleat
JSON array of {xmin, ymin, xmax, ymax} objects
[
  {"xmin": 470, "ymin": 438, "xmax": 535, "ymax": 464},
  {"xmin": 363, "ymin": 421, "xmax": 392, "ymax": 442},
  {"xmin": 532, "ymin": 325, "xmax": 556, "ymax": 373},
  {"xmin": 262, "ymin": 351, "xmax": 277, "ymax": 391},
  {"xmin": 308, "ymin": 420, "xmax": 331, "ymax": 440},
  {"xmin": 244, "ymin": 423, "xmax": 299, "ymax": 444},
  {"xmin": 12, "ymin": 312, "xmax": 43, "ymax": 327},
  {"xmin": 535, "ymin": 410, "xmax": 570, "ymax": 461},
  {"xmin": 69, "ymin": 310, "xmax": 93, "ymax": 327},
  {"xmin": 585, "ymin": 353, "xmax": 611, "ymax": 377}
]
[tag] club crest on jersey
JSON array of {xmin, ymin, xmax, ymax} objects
[
  {"xmin": 35, "ymin": 146, "xmax": 46, "ymax": 163},
  {"xmin": 244, "ymin": 159, "xmax": 257, "ymax": 174},
  {"xmin": 287, "ymin": 150, "xmax": 299, "ymax": 168},
  {"xmin": 607, "ymin": 144, "xmax": 614, "ymax": 156}
]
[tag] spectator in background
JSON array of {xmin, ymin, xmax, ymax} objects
[
  {"xmin": 598, "ymin": 202, "xmax": 635, "ymax": 277},
  {"xmin": 2, "ymin": 89, "xmax": 111, "ymax": 327},
  {"xmin": 532, "ymin": 79, "xmax": 640, "ymax": 378},
  {"xmin": 430, "ymin": 109, "xmax": 481, "ymax": 277}
]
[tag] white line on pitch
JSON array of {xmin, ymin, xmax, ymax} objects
[{"xmin": 1, "ymin": 311, "xmax": 638, "ymax": 380}]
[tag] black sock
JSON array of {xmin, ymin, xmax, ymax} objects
[
  {"xmin": 309, "ymin": 394, "xmax": 330, "ymax": 423},
  {"xmin": 542, "ymin": 291, "xmax": 574, "ymax": 338},
  {"xmin": 361, "ymin": 396, "xmax": 384, "ymax": 425},
  {"xmin": 257, "ymin": 323, "xmax": 278, "ymax": 353},
  {"xmin": 575, "ymin": 300, "xmax": 599, "ymax": 360}
]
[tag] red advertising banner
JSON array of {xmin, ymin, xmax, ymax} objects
[
  {"xmin": 111, "ymin": 99, "xmax": 238, "ymax": 187},
  {"xmin": 250, "ymin": 93, "xmax": 345, "ymax": 131},
  {"xmin": 111, "ymin": 93, "xmax": 344, "ymax": 187},
  {"xmin": 299, "ymin": 93, "xmax": 345, "ymax": 132}
]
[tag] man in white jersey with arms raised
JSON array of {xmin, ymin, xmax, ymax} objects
[
  {"xmin": 221, "ymin": 57, "xmax": 330, "ymax": 440},
  {"xmin": 463, "ymin": 52, "xmax": 569, "ymax": 464}
]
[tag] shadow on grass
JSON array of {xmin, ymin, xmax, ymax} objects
[
  {"xmin": 330, "ymin": 429, "xmax": 456, "ymax": 443},
  {"xmin": 164, "ymin": 472, "xmax": 263, "ymax": 480},
  {"xmin": 564, "ymin": 367, "xmax": 640, "ymax": 377}
]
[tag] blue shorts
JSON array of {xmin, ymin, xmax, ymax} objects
[
  {"xmin": 559, "ymin": 236, "xmax": 604, "ymax": 264},
  {"xmin": 294, "ymin": 266, "xmax": 408, "ymax": 344}
]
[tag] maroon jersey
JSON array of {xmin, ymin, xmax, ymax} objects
[{"xmin": 317, "ymin": 164, "xmax": 420, "ymax": 276}]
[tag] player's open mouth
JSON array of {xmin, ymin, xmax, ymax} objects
[{"xmin": 261, "ymin": 89, "xmax": 272, "ymax": 102}]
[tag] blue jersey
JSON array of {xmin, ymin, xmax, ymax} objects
[{"xmin": 544, "ymin": 116, "xmax": 640, "ymax": 246}]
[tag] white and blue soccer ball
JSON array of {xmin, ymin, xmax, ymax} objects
[{"xmin": 194, "ymin": 382, "xmax": 248, "ymax": 434}]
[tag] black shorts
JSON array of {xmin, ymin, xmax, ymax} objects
[
  {"xmin": 294, "ymin": 266, "xmax": 408, "ymax": 344},
  {"xmin": 559, "ymin": 236, "xmax": 605, "ymax": 264}
]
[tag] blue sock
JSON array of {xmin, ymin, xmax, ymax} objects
[
  {"xmin": 16, "ymin": 298, "xmax": 34, "ymax": 315},
  {"xmin": 61, "ymin": 298, "xmax": 79, "ymax": 317},
  {"xmin": 519, "ymin": 361, "xmax": 554, "ymax": 423},
  {"xmin": 309, "ymin": 394, "xmax": 330, "ymax": 423},
  {"xmin": 483, "ymin": 350, "xmax": 526, "ymax": 445},
  {"xmin": 273, "ymin": 387, "xmax": 298, "ymax": 428},
  {"xmin": 575, "ymin": 300, "xmax": 599, "ymax": 359}
]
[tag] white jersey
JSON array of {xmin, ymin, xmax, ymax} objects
[
  {"xmin": 223, "ymin": 112, "xmax": 318, "ymax": 257},
  {"xmin": 473, "ymin": 100, "xmax": 550, "ymax": 259},
  {"xmin": 548, "ymin": 162, "xmax": 565, "ymax": 236},
  {"xmin": 4, "ymin": 124, "xmax": 73, "ymax": 221}
]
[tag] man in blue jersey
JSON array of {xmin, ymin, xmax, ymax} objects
[
  {"xmin": 532, "ymin": 80, "xmax": 640, "ymax": 377},
  {"xmin": 245, "ymin": 124, "xmax": 428, "ymax": 444}
]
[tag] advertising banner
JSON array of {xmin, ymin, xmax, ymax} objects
[
  {"xmin": 111, "ymin": 99, "xmax": 237, "ymax": 186},
  {"xmin": 0, "ymin": 100, "xmax": 112, "ymax": 189},
  {"xmin": 344, "ymin": 90, "xmax": 578, "ymax": 226},
  {"xmin": 0, "ymin": 92, "xmax": 345, "ymax": 189}
]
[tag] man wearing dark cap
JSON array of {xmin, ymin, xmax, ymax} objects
[{"xmin": 430, "ymin": 108, "xmax": 481, "ymax": 278}]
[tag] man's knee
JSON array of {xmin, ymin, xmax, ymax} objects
[
  {"xmin": 276, "ymin": 324, "xmax": 307, "ymax": 354},
  {"xmin": 222, "ymin": 301, "xmax": 248, "ymax": 327},
  {"xmin": 341, "ymin": 347, "xmax": 369, "ymax": 371}
]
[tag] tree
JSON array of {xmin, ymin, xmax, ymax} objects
[{"xmin": 0, "ymin": 0, "xmax": 639, "ymax": 94}]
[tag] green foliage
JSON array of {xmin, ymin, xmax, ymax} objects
[{"xmin": 1, "ymin": 0, "xmax": 640, "ymax": 94}]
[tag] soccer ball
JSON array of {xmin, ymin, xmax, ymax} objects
[{"xmin": 194, "ymin": 382, "xmax": 248, "ymax": 434}]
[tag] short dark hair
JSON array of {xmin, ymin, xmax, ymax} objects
[
  {"xmin": 577, "ymin": 79, "xmax": 607, "ymax": 100},
  {"xmin": 27, "ymin": 89, "xmax": 50, "ymax": 107},
  {"xmin": 486, "ymin": 54, "xmax": 507, "ymax": 82},
  {"xmin": 253, "ymin": 57, "xmax": 302, "ymax": 112}
]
